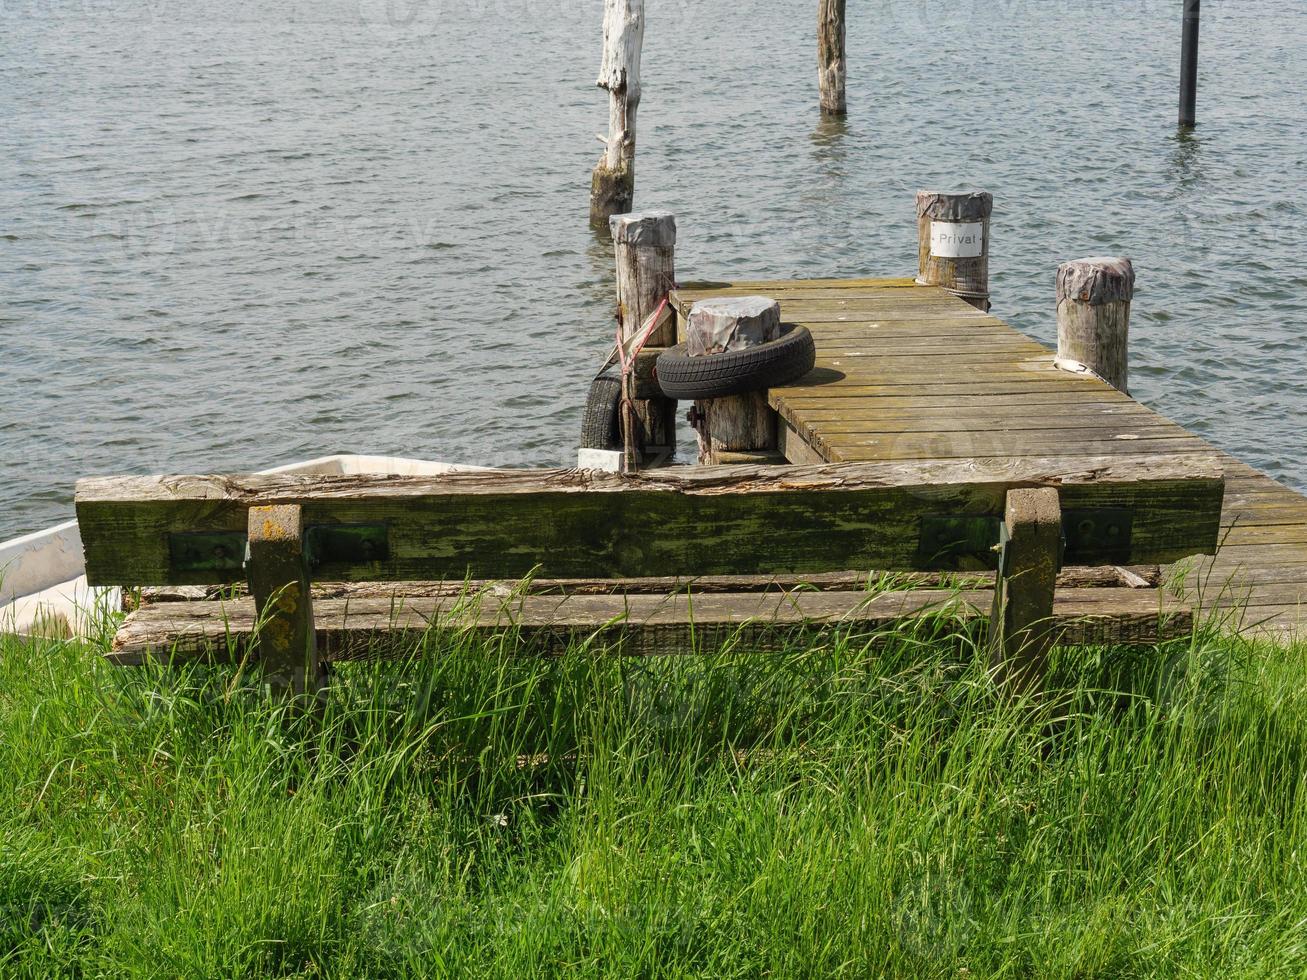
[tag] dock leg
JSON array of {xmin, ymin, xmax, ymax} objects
[
  {"xmin": 611, "ymin": 211, "xmax": 678, "ymax": 466},
  {"xmin": 684, "ymin": 296, "xmax": 782, "ymax": 465},
  {"xmin": 246, "ymin": 504, "xmax": 322, "ymax": 698},
  {"xmin": 990, "ymin": 488, "xmax": 1061, "ymax": 697}
]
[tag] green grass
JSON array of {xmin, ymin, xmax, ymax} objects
[{"xmin": 2, "ymin": 604, "xmax": 1307, "ymax": 978}]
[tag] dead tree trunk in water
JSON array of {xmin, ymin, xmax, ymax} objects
[
  {"xmin": 818, "ymin": 0, "xmax": 846, "ymax": 114},
  {"xmin": 591, "ymin": 0, "xmax": 643, "ymax": 228}
]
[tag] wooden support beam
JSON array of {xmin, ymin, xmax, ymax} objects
[
  {"xmin": 611, "ymin": 211, "xmax": 677, "ymax": 465},
  {"xmin": 990, "ymin": 487, "xmax": 1061, "ymax": 696},
  {"xmin": 245, "ymin": 505, "xmax": 321, "ymax": 697},
  {"xmin": 686, "ymin": 295, "xmax": 781, "ymax": 464},
  {"xmin": 109, "ymin": 585, "xmax": 1193, "ymax": 666},
  {"xmin": 76, "ymin": 454, "xmax": 1226, "ymax": 587},
  {"xmin": 1055, "ymin": 257, "xmax": 1135, "ymax": 394}
]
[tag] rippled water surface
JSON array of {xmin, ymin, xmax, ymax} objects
[{"xmin": 3, "ymin": 0, "xmax": 1306, "ymax": 539}]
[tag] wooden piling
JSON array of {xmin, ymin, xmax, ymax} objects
[
  {"xmin": 915, "ymin": 190, "xmax": 992, "ymax": 310},
  {"xmin": 611, "ymin": 211, "xmax": 677, "ymax": 464},
  {"xmin": 686, "ymin": 296, "xmax": 781, "ymax": 465},
  {"xmin": 1054, "ymin": 257, "xmax": 1135, "ymax": 394},
  {"xmin": 591, "ymin": 0, "xmax": 644, "ymax": 228},
  {"xmin": 990, "ymin": 487, "xmax": 1061, "ymax": 698},
  {"xmin": 1179, "ymin": 0, "xmax": 1200, "ymax": 129},
  {"xmin": 246, "ymin": 504, "xmax": 321, "ymax": 697},
  {"xmin": 817, "ymin": 0, "xmax": 846, "ymax": 115}
]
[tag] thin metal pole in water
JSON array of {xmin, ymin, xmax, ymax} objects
[{"xmin": 1179, "ymin": 0, "xmax": 1200, "ymax": 128}]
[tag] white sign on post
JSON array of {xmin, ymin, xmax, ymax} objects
[{"xmin": 930, "ymin": 221, "xmax": 984, "ymax": 258}]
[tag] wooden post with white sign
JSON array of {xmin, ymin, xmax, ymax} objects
[{"xmin": 915, "ymin": 190, "xmax": 992, "ymax": 311}]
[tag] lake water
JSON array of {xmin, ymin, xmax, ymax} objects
[{"xmin": 3, "ymin": 0, "xmax": 1305, "ymax": 540}]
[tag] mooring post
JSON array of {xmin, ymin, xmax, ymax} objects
[
  {"xmin": 246, "ymin": 504, "xmax": 322, "ymax": 699},
  {"xmin": 591, "ymin": 0, "xmax": 644, "ymax": 228},
  {"xmin": 685, "ymin": 296, "xmax": 782, "ymax": 465},
  {"xmin": 611, "ymin": 211, "xmax": 677, "ymax": 464},
  {"xmin": 1054, "ymin": 257, "xmax": 1135, "ymax": 394},
  {"xmin": 817, "ymin": 0, "xmax": 846, "ymax": 115},
  {"xmin": 915, "ymin": 190, "xmax": 992, "ymax": 311},
  {"xmin": 1179, "ymin": 0, "xmax": 1200, "ymax": 129}
]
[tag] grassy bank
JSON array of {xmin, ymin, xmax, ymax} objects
[{"xmin": 2, "ymin": 609, "xmax": 1305, "ymax": 978}]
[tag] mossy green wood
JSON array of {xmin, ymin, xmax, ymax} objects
[{"xmin": 76, "ymin": 456, "xmax": 1225, "ymax": 587}]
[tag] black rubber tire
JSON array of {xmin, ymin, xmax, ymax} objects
[
  {"xmin": 655, "ymin": 323, "xmax": 816, "ymax": 400},
  {"xmin": 580, "ymin": 368, "xmax": 623, "ymax": 450}
]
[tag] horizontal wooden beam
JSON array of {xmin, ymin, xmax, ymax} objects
[
  {"xmin": 128, "ymin": 564, "xmax": 1163, "ymax": 608},
  {"xmin": 76, "ymin": 455, "xmax": 1224, "ymax": 586},
  {"xmin": 108, "ymin": 587, "xmax": 1192, "ymax": 665}
]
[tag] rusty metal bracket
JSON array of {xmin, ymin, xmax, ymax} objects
[{"xmin": 1062, "ymin": 508, "xmax": 1132, "ymax": 565}]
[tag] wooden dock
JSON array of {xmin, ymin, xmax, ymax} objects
[{"xmin": 670, "ymin": 277, "xmax": 1307, "ymax": 639}]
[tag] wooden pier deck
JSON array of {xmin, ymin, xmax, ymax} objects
[{"xmin": 670, "ymin": 277, "xmax": 1307, "ymax": 639}]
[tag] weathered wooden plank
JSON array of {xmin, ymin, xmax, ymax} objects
[
  {"xmin": 674, "ymin": 277, "xmax": 917, "ymax": 296},
  {"xmin": 787, "ymin": 401, "xmax": 1148, "ymax": 422},
  {"xmin": 107, "ymin": 587, "xmax": 1193, "ymax": 666},
  {"xmin": 780, "ymin": 390, "xmax": 1136, "ymax": 409},
  {"xmin": 130, "ymin": 564, "xmax": 1161, "ymax": 609},
  {"xmin": 794, "ymin": 416, "xmax": 1190, "ymax": 436},
  {"xmin": 822, "ymin": 438, "xmax": 1214, "ymax": 465},
  {"xmin": 777, "ymin": 418, "xmax": 828, "ymax": 465},
  {"xmin": 773, "ymin": 380, "xmax": 1114, "ymax": 400},
  {"xmin": 76, "ymin": 455, "xmax": 1225, "ymax": 586}
]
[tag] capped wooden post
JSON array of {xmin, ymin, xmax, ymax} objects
[
  {"xmin": 246, "ymin": 504, "xmax": 321, "ymax": 697},
  {"xmin": 990, "ymin": 487, "xmax": 1061, "ymax": 698},
  {"xmin": 817, "ymin": 0, "xmax": 846, "ymax": 115},
  {"xmin": 611, "ymin": 211, "xmax": 677, "ymax": 464},
  {"xmin": 1054, "ymin": 257, "xmax": 1135, "ymax": 394},
  {"xmin": 686, "ymin": 296, "xmax": 781, "ymax": 465},
  {"xmin": 915, "ymin": 190, "xmax": 992, "ymax": 310},
  {"xmin": 590, "ymin": 0, "xmax": 644, "ymax": 228}
]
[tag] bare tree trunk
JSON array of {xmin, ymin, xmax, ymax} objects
[
  {"xmin": 818, "ymin": 0, "xmax": 846, "ymax": 115},
  {"xmin": 591, "ymin": 0, "xmax": 643, "ymax": 228}
]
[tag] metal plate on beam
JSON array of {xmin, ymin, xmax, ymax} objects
[
  {"xmin": 1063, "ymin": 508, "xmax": 1133, "ymax": 565},
  {"xmin": 918, "ymin": 516, "xmax": 1002, "ymax": 570},
  {"xmin": 304, "ymin": 523, "xmax": 390, "ymax": 569},
  {"xmin": 168, "ymin": 531, "xmax": 247, "ymax": 574}
]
